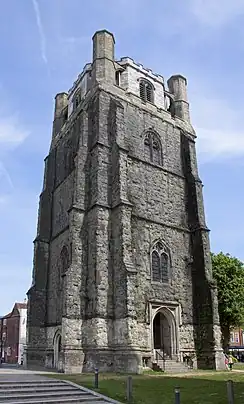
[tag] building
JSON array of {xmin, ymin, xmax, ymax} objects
[
  {"xmin": 230, "ymin": 328, "xmax": 244, "ymax": 347},
  {"xmin": 228, "ymin": 328, "xmax": 244, "ymax": 358},
  {"xmin": 0, "ymin": 302, "xmax": 27, "ymax": 364},
  {"xmin": 27, "ymin": 30, "xmax": 225, "ymax": 373}
]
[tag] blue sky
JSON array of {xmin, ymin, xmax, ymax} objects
[{"xmin": 0, "ymin": 0, "xmax": 244, "ymax": 315}]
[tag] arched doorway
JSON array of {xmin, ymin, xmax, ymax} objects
[
  {"xmin": 153, "ymin": 309, "xmax": 176, "ymax": 358},
  {"xmin": 53, "ymin": 333, "xmax": 62, "ymax": 369}
]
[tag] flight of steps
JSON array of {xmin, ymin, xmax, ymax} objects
[
  {"xmin": 0, "ymin": 378, "xmax": 116, "ymax": 403},
  {"xmin": 152, "ymin": 359, "xmax": 193, "ymax": 373}
]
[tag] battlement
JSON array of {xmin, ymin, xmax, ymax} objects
[
  {"xmin": 51, "ymin": 30, "xmax": 190, "ymax": 144},
  {"xmin": 117, "ymin": 57, "xmax": 164, "ymax": 84},
  {"xmin": 68, "ymin": 63, "xmax": 92, "ymax": 96}
]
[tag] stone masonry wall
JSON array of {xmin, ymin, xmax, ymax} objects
[
  {"xmin": 28, "ymin": 30, "xmax": 224, "ymax": 372},
  {"xmin": 120, "ymin": 63, "xmax": 165, "ymax": 109}
]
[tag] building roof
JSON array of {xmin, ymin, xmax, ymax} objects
[
  {"xmin": 1, "ymin": 312, "xmax": 11, "ymax": 319},
  {"xmin": 0, "ymin": 302, "xmax": 27, "ymax": 319},
  {"xmin": 15, "ymin": 303, "xmax": 27, "ymax": 310}
]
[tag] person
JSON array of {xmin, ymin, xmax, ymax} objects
[
  {"xmin": 224, "ymin": 354, "xmax": 229, "ymax": 370},
  {"xmin": 228, "ymin": 355, "xmax": 234, "ymax": 371}
]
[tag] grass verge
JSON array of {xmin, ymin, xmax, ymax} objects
[{"xmin": 50, "ymin": 371, "xmax": 244, "ymax": 403}]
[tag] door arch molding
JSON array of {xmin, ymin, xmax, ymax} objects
[
  {"xmin": 152, "ymin": 306, "xmax": 178, "ymax": 357},
  {"xmin": 53, "ymin": 331, "xmax": 62, "ymax": 369}
]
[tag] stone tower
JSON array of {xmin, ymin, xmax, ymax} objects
[{"xmin": 26, "ymin": 30, "xmax": 225, "ymax": 373}]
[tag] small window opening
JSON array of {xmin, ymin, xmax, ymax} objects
[
  {"xmin": 63, "ymin": 107, "xmax": 68, "ymax": 123},
  {"xmin": 139, "ymin": 79, "xmax": 154, "ymax": 103},
  {"xmin": 115, "ymin": 70, "xmax": 121, "ymax": 86},
  {"xmin": 75, "ymin": 95, "xmax": 81, "ymax": 109},
  {"xmin": 165, "ymin": 94, "xmax": 175, "ymax": 118},
  {"xmin": 73, "ymin": 91, "xmax": 81, "ymax": 110}
]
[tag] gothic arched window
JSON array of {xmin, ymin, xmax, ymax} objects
[
  {"xmin": 161, "ymin": 253, "xmax": 169, "ymax": 283},
  {"xmin": 151, "ymin": 242, "xmax": 170, "ymax": 283},
  {"xmin": 139, "ymin": 79, "xmax": 154, "ymax": 103},
  {"xmin": 152, "ymin": 251, "xmax": 161, "ymax": 282},
  {"xmin": 144, "ymin": 134, "xmax": 151, "ymax": 162},
  {"xmin": 144, "ymin": 131, "xmax": 162, "ymax": 165}
]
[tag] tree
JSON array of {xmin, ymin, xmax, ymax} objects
[{"xmin": 211, "ymin": 252, "xmax": 244, "ymax": 352}]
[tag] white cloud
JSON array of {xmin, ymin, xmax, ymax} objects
[
  {"xmin": 188, "ymin": 0, "xmax": 244, "ymax": 26},
  {"xmin": 0, "ymin": 114, "xmax": 29, "ymax": 147},
  {"xmin": 189, "ymin": 91, "xmax": 244, "ymax": 161},
  {"xmin": 31, "ymin": 0, "xmax": 48, "ymax": 64},
  {"xmin": 196, "ymin": 128, "xmax": 244, "ymax": 161}
]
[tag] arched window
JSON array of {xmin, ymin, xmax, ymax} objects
[
  {"xmin": 73, "ymin": 89, "xmax": 81, "ymax": 110},
  {"xmin": 152, "ymin": 251, "xmax": 161, "ymax": 282},
  {"xmin": 152, "ymin": 136, "xmax": 161, "ymax": 165},
  {"xmin": 139, "ymin": 79, "xmax": 154, "ymax": 103},
  {"xmin": 144, "ymin": 131, "xmax": 162, "ymax": 165},
  {"xmin": 161, "ymin": 253, "xmax": 169, "ymax": 283},
  {"xmin": 151, "ymin": 242, "xmax": 170, "ymax": 283},
  {"xmin": 144, "ymin": 134, "xmax": 151, "ymax": 162}
]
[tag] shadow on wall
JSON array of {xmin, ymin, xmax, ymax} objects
[{"xmin": 181, "ymin": 132, "xmax": 217, "ymax": 369}]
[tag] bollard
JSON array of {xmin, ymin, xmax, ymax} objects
[
  {"xmin": 227, "ymin": 380, "xmax": 234, "ymax": 404},
  {"xmin": 126, "ymin": 376, "xmax": 133, "ymax": 402},
  {"xmin": 94, "ymin": 368, "xmax": 99, "ymax": 389},
  {"xmin": 175, "ymin": 386, "xmax": 181, "ymax": 404}
]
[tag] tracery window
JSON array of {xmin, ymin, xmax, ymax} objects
[
  {"xmin": 144, "ymin": 131, "xmax": 162, "ymax": 165},
  {"xmin": 151, "ymin": 241, "xmax": 170, "ymax": 283},
  {"xmin": 139, "ymin": 79, "xmax": 154, "ymax": 103}
]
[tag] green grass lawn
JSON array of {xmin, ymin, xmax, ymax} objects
[
  {"xmin": 232, "ymin": 362, "xmax": 244, "ymax": 370},
  {"xmin": 51, "ymin": 371, "xmax": 244, "ymax": 404}
]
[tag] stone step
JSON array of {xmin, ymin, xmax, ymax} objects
[
  {"xmin": 0, "ymin": 397, "xmax": 106, "ymax": 404},
  {"xmin": 0, "ymin": 383, "xmax": 68, "ymax": 390},
  {"xmin": 0, "ymin": 381, "xmax": 64, "ymax": 387},
  {"xmin": 0, "ymin": 378, "xmax": 114, "ymax": 403},
  {"xmin": 0, "ymin": 386, "xmax": 78, "ymax": 394},
  {"xmin": 0, "ymin": 391, "xmax": 98, "ymax": 401},
  {"xmin": 155, "ymin": 360, "xmax": 192, "ymax": 373}
]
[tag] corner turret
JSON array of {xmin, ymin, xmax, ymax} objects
[
  {"xmin": 92, "ymin": 30, "xmax": 116, "ymax": 84},
  {"xmin": 167, "ymin": 75, "xmax": 190, "ymax": 122},
  {"xmin": 52, "ymin": 92, "xmax": 68, "ymax": 138}
]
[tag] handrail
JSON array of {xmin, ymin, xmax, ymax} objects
[
  {"xmin": 155, "ymin": 350, "xmax": 164, "ymax": 361},
  {"xmin": 155, "ymin": 350, "xmax": 166, "ymax": 371}
]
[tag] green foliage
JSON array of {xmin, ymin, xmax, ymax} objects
[
  {"xmin": 230, "ymin": 355, "xmax": 238, "ymax": 363},
  {"xmin": 211, "ymin": 252, "xmax": 244, "ymax": 329}
]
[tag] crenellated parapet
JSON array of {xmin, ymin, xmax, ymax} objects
[{"xmin": 50, "ymin": 30, "xmax": 191, "ymax": 149}]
